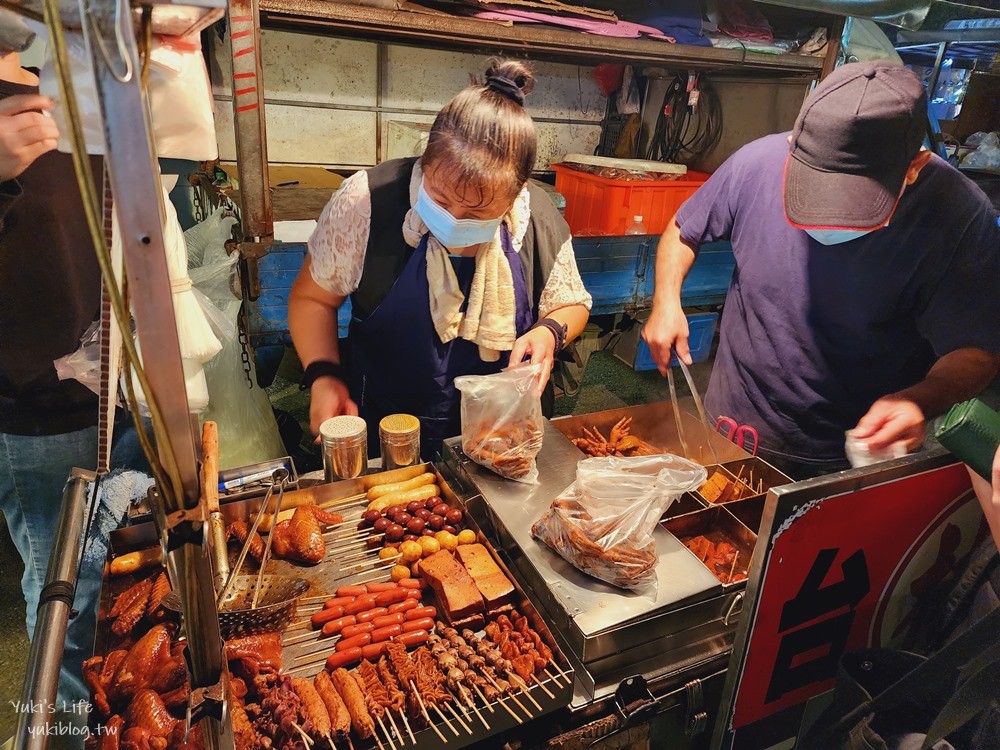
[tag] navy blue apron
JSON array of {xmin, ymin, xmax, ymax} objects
[{"xmin": 348, "ymin": 224, "xmax": 534, "ymax": 459}]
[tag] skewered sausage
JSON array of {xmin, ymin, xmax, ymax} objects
[
  {"xmin": 357, "ymin": 607, "xmax": 389, "ymax": 623},
  {"xmin": 367, "ymin": 485, "xmax": 439, "ymax": 513},
  {"xmin": 405, "ymin": 606, "xmax": 437, "ymax": 621},
  {"xmin": 323, "ymin": 596, "xmax": 357, "ymax": 609},
  {"xmin": 403, "ymin": 617, "xmax": 435, "ymax": 633},
  {"xmin": 311, "ymin": 606, "xmax": 347, "ymax": 629},
  {"xmin": 340, "ymin": 622, "xmax": 375, "ymax": 639},
  {"xmin": 321, "ymin": 615, "xmax": 357, "ymax": 637},
  {"xmin": 388, "ymin": 599, "xmax": 419, "ymax": 615},
  {"xmin": 326, "ymin": 648, "xmax": 363, "ymax": 670},
  {"xmin": 291, "ymin": 678, "xmax": 332, "ymax": 740},
  {"xmin": 315, "ymin": 670, "xmax": 352, "ymax": 740},
  {"xmin": 366, "ymin": 473, "xmax": 436, "ymax": 502},
  {"xmin": 331, "ymin": 667, "xmax": 375, "ymax": 739},
  {"xmin": 371, "ymin": 613, "xmax": 404, "ymax": 628},
  {"xmin": 337, "ymin": 634, "xmax": 373, "ymax": 651}
]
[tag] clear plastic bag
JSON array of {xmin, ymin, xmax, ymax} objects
[
  {"xmin": 53, "ymin": 320, "xmax": 102, "ymax": 396},
  {"xmin": 455, "ymin": 364, "xmax": 544, "ymax": 483},
  {"xmin": 188, "ymin": 209, "xmax": 285, "ymax": 469},
  {"xmin": 531, "ymin": 454, "xmax": 707, "ymax": 592}
]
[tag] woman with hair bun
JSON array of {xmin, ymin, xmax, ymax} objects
[{"xmin": 290, "ymin": 59, "xmax": 592, "ymax": 458}]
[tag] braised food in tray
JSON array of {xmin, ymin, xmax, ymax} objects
[
  {"xmin": 683, "ymin": 534, "xmax": 749, "ymax": 584},
  {"xmin": 571, "ymin": 417, "xmax": 659, "ymax": 458}
]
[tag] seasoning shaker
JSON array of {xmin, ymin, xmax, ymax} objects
[
  {"xmin": 320, "ymin": 416, "xmax": 368, "ymax": 481},
  {"xmin": 379, "ymin": 414, "xmax": 421, "ymax": 471}
]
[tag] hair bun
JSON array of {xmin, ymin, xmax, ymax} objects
[{"xmin": 484, "ymin": 59, "xmax": 535, "ymax": 107}]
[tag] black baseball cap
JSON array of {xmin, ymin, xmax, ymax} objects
[{"xmin": 784, "ymin": 61, "xmax": 928, "ymax": 230}]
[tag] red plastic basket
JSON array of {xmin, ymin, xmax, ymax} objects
[{"xmin": 553, "ymin": 164, "xmax": 710, "ymax": 237}]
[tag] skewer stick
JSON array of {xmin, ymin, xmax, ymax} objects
[
  {"xmin": 347, "ymin": 736, "xmax": 356, "ymax": 750},
  {"xmin": 371, "ymin": 724, "xmax": 386, "ymax": 750},
  {"xmin": 493, "ymin": 693, "xmax": 522, "ymax": 723},
  {"xmin": 444, "ymin": 702, "xmax": 472, "ymax": 735},
  {"xmin": 293, "ymin": 638, "xmax": 342, "ymax": 662},
  {"xmin": 511, "ymin": 677, "xmax": 544, "ymax": 711},
  {"xmin": 383, "ymin": 709, "xmax": 403, "ymax": 747},
  {"xmin": 542, "ymin": 667, "xmax": 563, "ymax": 687},
  {"xmin": 397, "ymin": 709, "xmax": 416, "ymax": 744},
  {"xmin": 336, "ymin": 547, "xmax": 381, "ymax": 563},
  {"xmin": 283, "ymin": 629, "xmax": 326, "ymax": 645},
  {"xmin": 431, "ymin": 704, "xmax": 459, "ymax": 737},
  {"xmin": 483, "ymin": 672, "xmax": 528, "ymax": 721},
  {"xmin": 549, "ymin": 658, "xmax": 570, "ymax": 684},
  {"xmin": 285, "ymin": 620, "xmax": 311, "ymax": 632},
  {"xmin": 384, "ymin": 710, "xmax": 404, "ymax": 747},
  {"xmin": 463, "ymin": 692, "xmax": 489, "ymax": 730},
  {"xmin": 528, "ymin": 673, "xmax": 556, "ymax": 701},
  {"xmin": 728, "ymin": 551, "xmax": 740, "ymax": 585},
  {"xmin": 446, "ymin": 690, "xmax": 471, "ymax": 721},
  {"xmin": 324, "ymin": 733, "xmax": 334, "ymax": 749},
  {"xmin": 292, "ymin": 722, "xmax": 314, "ymax": 747},
  {"xmin": 300, "ymin": 595, "xmax": 335, "ymax": 604},
  {"xmin": 284, "ymin": 657, "xmax": 328, "ymax": 675},
  {"xmin": 409, "ymin": 684, "xmax": 447, "ymax": 743},
  {"xmin": 471, "ymin": 683, "xmax": 495, "ymax": 713},
  {"xmin": 376, "ymin": 715, "xmax": 396, "ymax": 750}
]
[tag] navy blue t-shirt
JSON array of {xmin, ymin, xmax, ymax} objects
[{"xmin": 676, "ymin": 133, "xmax": 1000, "ymax": 466}]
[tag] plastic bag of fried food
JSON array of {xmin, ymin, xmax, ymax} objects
[
  {"xmin": 531, "ymin": 454, "xmax": 706, "ymax": 592},
  {"xmin": 455, "ymin": 364, "xmax": 544, "ymax": 484}
]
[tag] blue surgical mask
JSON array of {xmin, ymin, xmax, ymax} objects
[
  {"xmin": 804, "ymin": 228, "xmax": 874, "ymax": 245},
  {"xmin": 415, "ymin": 182, "xmax": 502, "ymax": 250}
]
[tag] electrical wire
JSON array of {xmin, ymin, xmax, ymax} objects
[
  {"xmin": 43, "ymin": 0, "xmax": 181, "ymax": 503},
  {"xmin": 646, "ymin": 74, "xmax": 723, "ymax": 166}
]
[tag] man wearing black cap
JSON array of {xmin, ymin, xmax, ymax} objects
[{"xmin": 644, "ymin": 61, "xmax": 1000, "ymax": 479}]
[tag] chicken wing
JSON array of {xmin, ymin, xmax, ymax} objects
[
  {"xmin": 107, "ymin": 626, "xmax": 171, "ymax": 701},
  {"xmin": 111, "ymin": 578, "xmax": 152, "ymax": 637},
  {"xmin": 226, "ymin": 521, "xmax": 265, "ymax": 563},
  {"xmin": 125, "ymin": 690, "xmax": 176, "ymax": 738},
  {"xmin": 270, "ymin": 506, "xmax": 326, "ymax": 565},
  {"xmin": 145, "ymin": 573, "xmax": 170, "ymax": 619}
]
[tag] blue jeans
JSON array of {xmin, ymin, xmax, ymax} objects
[{"xmin": 0, "ymin": 423, "xmax": 148, "ymax": 707}]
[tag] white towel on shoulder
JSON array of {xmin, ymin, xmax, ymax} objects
[{"xmin": 402, "ymin": 162, "xmax": 531, "ymax": 363}]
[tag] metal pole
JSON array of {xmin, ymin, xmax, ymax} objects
[
  {"xmin": 16, "ymin": 470, "xmax": 92, "ymax": 750},
  {"xmin": 80, "ymin": 2, "xmax": 234, "ymax": 747},
  {"xmin": 927, "ymin": 41, "xmax": 950, "ymax": 105},
  {"xmin": 229, "ymin": 0, "xmax": 273, "ymax": 240}
]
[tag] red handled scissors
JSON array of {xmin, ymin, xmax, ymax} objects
[{"xmin": 715, "ymin": 417, "xmax": 759, "ymax": 456}]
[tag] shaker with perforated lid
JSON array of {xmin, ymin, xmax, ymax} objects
[
  {"xmin": 379, "ymin": 414, "xmax": 421, "ymax": 471},
  {"xmin": 319, "ymin": 415, "xmax": 368, "ymax": 481}
]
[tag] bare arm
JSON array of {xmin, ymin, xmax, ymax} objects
[
  {"xmin": 854, "ymin": 348, "xmax": 1000, "ymax": 452},
  {"xmin": 642, "ymin": 218, "xmax": 699, "ymax": 373},
  {"xmin": 289, "ymin": 256, "xmax": 358, "ymax": 434}
]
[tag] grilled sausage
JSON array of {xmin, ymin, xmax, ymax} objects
[
  {"xmin": 367, "ymin": 485, "xmax": 439, "ymax": 513},
  {"xmin": 331, "ymin": 667, "xmax": 375, "ymax": 739},
  {"xmin": 291, "ymin": 678, "xmax": 332, "ymax": 740},
  {"xmin": 388, "ymin": 599, "xmax": 419, "ymax": 615},
  {"xmin": 314, "ymin": 670, "xmax": 351, "ymax": 740},
  {"xmin": 311, "ymin": 606, "xmax": 347, "ymax": 629},
  {"xmin": 366, "ymin": 473, "xmax": 436, "ymax": 501},
  {"xmin": 326, "ymin": 648, "xmax": 363, "ymax": 670},
  {"xmin": 357, "ymin": 607, "xmax": 389, "ymax": 623}
]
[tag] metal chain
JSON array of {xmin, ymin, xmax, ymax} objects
[
  {"xmin": 237, "ymin": 314, "xmax": 254, "ymax": 389},
  {"xmin": 192, "ymin": 182, "xmax": 206, "ymax": 224}
]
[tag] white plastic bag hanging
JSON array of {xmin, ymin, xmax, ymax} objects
[
  {"xmin": 531, "ymin": 454, "xmax": 706, "ymax": 593},
  {"xmin": 32, "ymin": 22, "xmax": 218, "ymax": 160},
  {"xmin": 455, "ymin": 364, "xmax": 545, "ymax": 483},
  {"xmin": 188, "ymin": 208, "xmax": 286, "ymax": 469}
]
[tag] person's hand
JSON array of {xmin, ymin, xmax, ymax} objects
[
  {"xmin": 510, "ymin": 326, "xmax": 557, "ymax": 392},
  {"xmin": 853, "ymin": 395, "xmax": 926, "ymax": 454},
  {"xmin": 967, "ymin": 446, "xmax": 1000, "ymax": 553},
  {"xmin": 642, "ymin": 300, "xmax": 690, "ymax": 374},
  {"xmin": 0, "ymin": 95, "xmax": 58, "ymax": 182},
  {"xmin": 309, "ymin": 376, "xmax": 358, "ymax": 437}
]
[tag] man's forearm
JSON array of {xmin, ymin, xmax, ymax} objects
[
  {"xmin": 896, "ymin": 348, "xmax": 1000, "ymax": 418},
  {"xmin": 652, "ymin": 218, "xmax": 697, "ymax": 308}
]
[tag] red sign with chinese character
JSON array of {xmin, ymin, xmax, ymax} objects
[{"xmin": 731, "ymin": 463, "xmax": 978, "ymax": 729}]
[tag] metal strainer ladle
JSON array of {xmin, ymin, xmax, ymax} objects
[{"xmin": 177, "ymin": 468, "xmax": 310, "ymax": 636}]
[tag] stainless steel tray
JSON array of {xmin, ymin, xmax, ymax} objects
[
  {"xmin": 101, "ymin": 463, "xmax": 574, "ymax": 749},
  {"xmin": 444, "ymin": 420, "xmax": 740, "ymax": 706}
]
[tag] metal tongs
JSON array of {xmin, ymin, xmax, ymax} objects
[
  {"xmin": 666, "ymin": 358, "xmax": 718, "ymax": 465},
  {"xmin": 216, "ymin": 467, "xmax": 290, "ymax": 609}
]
